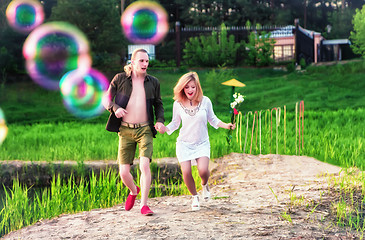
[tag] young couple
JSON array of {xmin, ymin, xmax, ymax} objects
[{"xmin": 103, "ymin": 48, "xmax": 235, "ymax": 216}]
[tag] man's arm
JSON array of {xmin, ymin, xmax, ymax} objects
[
  {"xmin": 153, "ymin": 80, "xmax": 165, "ymax": 124},
  {"xmin": 102, "ymin": 74, "xmax": 128, "ymax": 118}
]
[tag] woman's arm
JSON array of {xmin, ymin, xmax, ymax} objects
[
  {"xmin": 218, "ymin": 121, "xmax": 235, "ymax": 130},
  {"xmin": 158, "ymin": 101, "xmax": 181, "ymax": 134}
]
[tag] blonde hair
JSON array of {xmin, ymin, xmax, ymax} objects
[
  {"xmin": 124, "ymin": 48, "xmax": 149, "ymax": 77},
  {"xmin": 173, "ymin": 72, "xmax": 203, "ymax": 103}
]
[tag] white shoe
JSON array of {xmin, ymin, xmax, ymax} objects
[
  {"xmin": 191, "ymin": 195, "xmax": 200, "ymax": 211},
  {"xmin": 202, "ymin": 184, "xmax": 211, "ymax": 200}
]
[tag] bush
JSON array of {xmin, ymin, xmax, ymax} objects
[
  {"xmin": 299, "ymin": 58, "xmax": 307, "ymax": 69},
  {"xmin": 286, "ymin": 61, "xmax": 296, "ymax": 72},
  {"xmin": 183, "ymin": 23, "xmax": 242, "ymax": 67},
  {"xmin": 245, "ymin": 31, "xmax": 275, "ymax": 67},
  {"xmin": 92, "ymin": 52, "xmax": 122, "ymax": 73}
]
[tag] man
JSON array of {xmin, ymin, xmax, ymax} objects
[{"xmin": 103, "ymin": 48, "xmax": 164, "ymax": 216}]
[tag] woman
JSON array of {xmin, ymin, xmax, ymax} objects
[{"xmin": 159, "ymin": 72, "xmax": 235, "ymax": 211}]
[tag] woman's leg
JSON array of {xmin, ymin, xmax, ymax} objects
[
  {"xmin": 196, "ymin": 156, "xmax": 210, "ymax": 185},
  {"xmin": 180, "ymin": 161, "xmax": 197, "ymax": 195},
  {"xmin": 196, "ymin": 156, "xmax": 211, "ymax": 200}
]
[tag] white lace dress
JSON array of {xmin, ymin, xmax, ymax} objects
[{"xmin": 166, "ymin": 96, "xmax": 222, "ymax": 164}]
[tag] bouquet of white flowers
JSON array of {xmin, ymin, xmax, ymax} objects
[{"xmin": 227, "ymin": 93, "xmax": 244, "ymax": 145}]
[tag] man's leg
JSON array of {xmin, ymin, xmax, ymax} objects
[
  {"xmin": 139, "ymin": 156, "xmax": 151, "ymax": 207},
  {"xmin": 136, "ymin": 126, "xmax": 154, "ymax": 215},
  {"xmin": 119, "ymin": 164, "xmax": 138, "ymax": 194},
  {"xmin": 118, "ymin": 128, "xmax": 138, "ymax": 194}
]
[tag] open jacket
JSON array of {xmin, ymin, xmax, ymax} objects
[{"xmin": 105, "ymin": 72, "xmax": 164, "ymax": 137}]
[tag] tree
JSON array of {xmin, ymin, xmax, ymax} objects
[
  {"xmin": 350, "ymin": 5, "xmax": 365, "ymax": 57},
  {"xmin": 327, "ymin": 7, "xmax": 355, "ymax": 39},
  {"xmin": 0, "ymin": 0, "xmax": 27, "ymax": 77},
  {"xmin": 50, "ymin": 0, "xmax": 127, "ymax": 71}
]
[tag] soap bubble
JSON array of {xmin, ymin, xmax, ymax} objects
[
  {"xmin": 6, "ymin": 0, "xmax": 44, "ymax": 34},
  {"xmin": 23, "ymin": 21, "xmax": 91, "ymax": 90},
  {"xmin": 0, "ymin": 108, "xmax": 8, "ymax": 145},
  {"xmin": 121, "ymin": 1, "xmax": 168, "ymax": 44},
  {"xmin": 60, "ymin": 68, "xmax": 109, "ymax": 118}
]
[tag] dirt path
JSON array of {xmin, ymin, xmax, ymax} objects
[{"xmin": 2, "ymin": 153, "xmax": 359, "ymax": 239}]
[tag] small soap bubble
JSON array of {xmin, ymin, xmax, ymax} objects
[
  {"xmin": 23, "ymin": 21, "xmax": 91, "ymax": 90},
  {"xmin": 60, "ymin": 69, "xmax": 109, "ymax": 118},
  {"xmin": 6, "ymin": 0, "xmax": 44, "ymax": 34},
  {"xmin": 0, "ymin": 108, "xmax": 8, "ymax": 145},
  {"xmin": 121, "ymin": 1, "xmax": 168, "ymax": 44}
]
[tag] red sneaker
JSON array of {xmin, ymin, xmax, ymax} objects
[
  {"xmin": 125, "ymin": 186, "xmax": 140, "ymax": 211},
  {"xmin": 141, "ymin": 205, "xmax": 154, "ymax": 216}
]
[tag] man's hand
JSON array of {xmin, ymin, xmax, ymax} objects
[{"xmin": 115, "ymin": 108, "xmax": 128, "ymax": 118}]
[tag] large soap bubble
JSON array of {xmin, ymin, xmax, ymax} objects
[
  {"xmin": 121, "ymin": 1, "xmax": 169, "ymax": 44},
  {"xmin": 23, "ymin": 22, "xmax": 91, "ymax": 90},
  {"xmin": 60, "ymin": 68, "xmax": 109, "ymax": 118},
  {"xmin": 6, "ymin": 0, "xmax": 44, "ymax": 34},
  {"xmin": 0, "ymin": 108, "xmax": 8, "ymax": 145}
]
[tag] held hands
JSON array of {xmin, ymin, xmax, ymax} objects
[
  {"xmin": 115, "ymin": 108, "xmax": 128, "ymax": 118},
  {"xmin": 155, "ymin": 122, "xmax": 167, "ymax": 134}
]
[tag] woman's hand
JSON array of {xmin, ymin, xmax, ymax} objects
[
  {"xmin": 227, "ymin": 123, "xmax": 236, "ymax": 130},
  {"xmin": 155, "ymin": 122, "xmax": 167, "ymax": 134}
]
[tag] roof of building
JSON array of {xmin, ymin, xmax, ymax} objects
[
  {"xmin": 322, "ymin": 39, "xmax": 351, "ymax": 45},
  {"xmin": 269, "ymin": 25, "xmax": 295, "ymax": 38},
  {"xmin": 269, "ymin": 25, "xmax": 320, "ymax": 38}
]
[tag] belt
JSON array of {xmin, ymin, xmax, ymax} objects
[{"xmin": 120, "ymin": 121, "xmax": 149, "ymax": 129}]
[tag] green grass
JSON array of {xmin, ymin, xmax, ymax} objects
[
  {"xmin": 0, "ymin": 167, "xmax": 201, "ymax": 237},
  {"xmin": 1, "ymin": 62, "xmax": 364, "ymax": 170},
  {"xmin": 1, "ymin": 60, "xmax": 365, "ymax": 236}
]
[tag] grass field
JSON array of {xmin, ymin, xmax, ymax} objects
[
  {"xmin": 1, "ymin": 60, "xmax": 365, "ymax": 237},
  {"xmin": 0, "ymin": 60, "xmax": 364, "ymax": 169}
]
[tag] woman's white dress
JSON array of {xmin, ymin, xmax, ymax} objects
[{"xmin": 166, "ymin": 96, "xmax": 221, "ymax": 164}]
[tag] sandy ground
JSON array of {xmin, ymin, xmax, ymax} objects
[{"xmin": 2, "ymin": 153, "xmax": 360, "ymax": 240}]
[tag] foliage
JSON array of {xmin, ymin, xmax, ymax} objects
[
  {"xmin": 245, "ymin": 31, "xmax": 275, "ymax": 67},
  {"xmin": 326, "ymin": 7, "xmax": 355, "ymax": 39},
  {"xmin": 49, "ymin": 0, "xmax": 126, "ymax": 71},
  {"xmin": 202, "ymin": 68, "xmax": 235, "ymax": 112},
  {"xmin": 0, "ymin": 47, "xmax": 17, "ymax": 81},
  {"xmin": 0, "ymin": 28, "xmax": 26, "ymax": 77},
  {"xmin": 0, "ymin": 166, "xmax": 201, "ymax": 237},
  {"xmin": 286, "ymin": 61, "xmax": 296, "ymax": 73},
  {"xmin": 1, "ymin": 60, "xmax": 365, "ymax": 166},
  {"xmin": 157, "ymin": 0, "xmax": 362, "ymax": 34},
  {"xmin": 183, "ymin": 23, "xmax": 242, "ymax": 67},
  {"xmin": 350, "ymin": 5, "xmax": 365, "ymax": 58},
  {"xmin": 299, "ymin": 58, "xmax": 307, "ymax": 69}
]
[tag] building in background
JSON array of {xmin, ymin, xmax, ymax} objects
[
  {"xmin": 127, "ymin": 44, "xmax": 156, "ymax": 61},
  {"xmin": 269, "ymin": 23, "xmax": 353, "ymax": 64}
]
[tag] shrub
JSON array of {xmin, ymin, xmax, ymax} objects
[
  {"xmin": 286, "ymin": 61, "xmax": 296, "ymax": 72},
  {"xmin": 183, "ymin": 23, "xmax": 242, "ymax": 67},
  {"xmin": 245, "ymin": 31, "xmax": 276, "ymax": 67}
]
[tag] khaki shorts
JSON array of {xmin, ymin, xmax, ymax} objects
[{"xmin": 117, "ymin": 125, "xmax": 153, "ymax": 165}]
